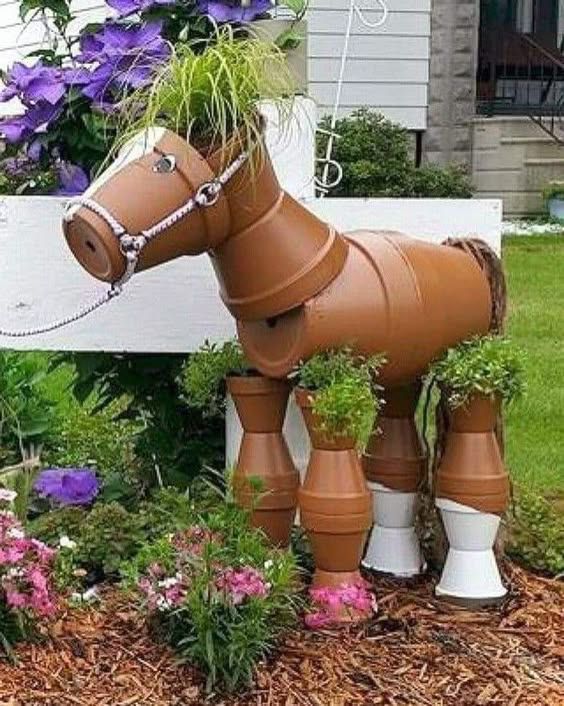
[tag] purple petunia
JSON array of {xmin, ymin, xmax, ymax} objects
[
  {"xmin": 0, "ymin": 62, "xmax": 67, "ymax": 106},
  {"xmin": 0, "ymin": 101, "xmax": 64, "ymax": 144},
  {"xmin": 34, "ymin": 468, "xmax": 99, "ymax": 506},
  {"xmin": 197, "ymin": 0, "xmax": 274, "ymax": 23},
  {"xmin": 106, "ymin": 0, "xmax": 175, "ymax": 18}
]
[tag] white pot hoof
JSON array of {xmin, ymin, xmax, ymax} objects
[
  {"xmin": 362, "ymin": 526, "xmax": 424, "ymax": 577},
  {"xmin": 436, "ymin": 548, "xmax": 507, "ymax": 601}
]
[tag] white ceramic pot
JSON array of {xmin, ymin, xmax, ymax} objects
[
  {"xmin": 362, "ymin": 481, "xmax": 424, "ymax": 577},
  {"xmin": 436, "ymin": 497, "xmax": 506, "ymax": 601}
]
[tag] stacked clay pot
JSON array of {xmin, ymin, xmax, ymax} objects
[
  {"xmin": 362, "ymin": 383, "xmax": 426, "ymax": 576},
  {"xmin": 228, "ymin": 376, "xmax": 300, "ymax": 547},
  {"xmin": 435, "ymin": 393, "xmax": 510, "ymax": 604},
  {"xmin": 295, "ymin": 388, "xmax": 372, "ymax": 590}
]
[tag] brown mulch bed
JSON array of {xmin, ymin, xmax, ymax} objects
[{"xmin": 0, "ymin": 562, "xmax": 562, "ymax": 706}]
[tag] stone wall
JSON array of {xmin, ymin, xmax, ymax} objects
[{"xmin": 423, "ymin": 0, "xmax": 480, "ymax": 166}]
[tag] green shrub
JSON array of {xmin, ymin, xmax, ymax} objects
[
  {"xmin": 180, "ymin": 340, "xmax": 248, "ymax": 417},
  {"xmin": 411, "ymin": 164, "xmax": 474, "ymax": 199},
  {"xmin": 507, "ymin": 488, "xmax": 564, "ymax": 576},
  {"xmin": 293, "ymin": 349, "xmax": 384, "ymax": 449},
  {"xmin": 431, "ymin": 335, "xmax": 526, "ymax": 409},
  {"xmin": 128, "ymin": 503, "xmax": 300, "ymax": 693},
  {"xmin": 317, "ymin": 109, "xmax": 413, "ymax": 197},
  {"xmin": 316, "ymin": 108, "xmax": 474, "ymax": 199}
]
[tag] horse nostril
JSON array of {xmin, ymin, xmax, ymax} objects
[{"xmin": 86, "ymin": 240, "xmax": 96, "ymax": 253}]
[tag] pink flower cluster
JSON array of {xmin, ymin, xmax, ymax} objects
[
  {"xmin": 0, "ymin": 509, "xmax": 58, "ymax": 617},
  {"xmin": 216, "ymin": 567, "xmax": 270, "ymax": 606},
  {"xmin": 305, "ymin": 578, "xmax": 377, "ymax": 629},
  {"xmin": 138, "ymin": 563, "xmax": 187, "ymax": 612}
]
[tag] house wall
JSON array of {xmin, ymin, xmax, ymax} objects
[
  {"xmin": 423, "ymin": 0, "xmax": 480, "ymax": 166},
  {"xmin": 0, "ymin": 0, "xmax": 432, "ymax": 131}
]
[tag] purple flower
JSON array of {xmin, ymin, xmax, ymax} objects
[
  {"xmin": 76, "ymin": 22, "xmax": 170, "ymax": 103},
  {"xmin": 34, "ymin": 468, "xmax": 99, "ymax": 506},
  {"xmin": 0, "ymin": 100, "xmax": 63, "ymax": 144},
  {"xmin": 106, "ymin": 0, "xmax": 175, "ymax": 18},
  {"xmin": 197, "ymin": 0, "xmax": 273, "ymax": 22},
  {"xmin": 55, "ymin": 162, "xmax": 90, "ymax": 196},
  {"xmin": 0, "ymin": 62, "xmax": 67, "ymax": 106}
]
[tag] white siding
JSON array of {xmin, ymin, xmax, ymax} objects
[{"xmin": 0, "ymin": 0, "xmax": 431, "ymax": 129}]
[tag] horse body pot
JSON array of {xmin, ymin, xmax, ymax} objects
[{"xmin": 63, "ymin": 128, "xmax": 493, "ymax": 387}]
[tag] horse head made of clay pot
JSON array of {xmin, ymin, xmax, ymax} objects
[{"xmin": 62, "ymin": 127, "xmax": 240, "ymax": 284}]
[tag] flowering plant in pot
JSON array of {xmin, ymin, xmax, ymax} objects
[
  {"xmin": 291, "ymin": 349, "xmax": 383, "ymax": 616},
  {"xmin": 123, "ymin": 501, "xmax": 300, "ymax": 692},
  {"xmin": 182, "ymin": 340, "xmax": 300, "ymax": 546},
  {"xmin": 430, "ymin": 335, "xmax": 526, "ymax": 603}
]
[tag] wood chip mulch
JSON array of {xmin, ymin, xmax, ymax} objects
[{"xmin": 0, "ymin": 561, "xmax": 562, "ymax": 706}]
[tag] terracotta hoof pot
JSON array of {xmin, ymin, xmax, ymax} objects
[
  {"xmin": 295, "ymin": 388, "xmax": 372, "ymax": 591},
  {"xmin": 362, "ymin": 383, "xmax": 426, "ymax": 577},
  {"xmin": 435, "ymin": 393, "xmax": 509, "ymax": 603},
  {"xmin": 228, "ymin": 376, "xmax": 300, "ymax": 547}
]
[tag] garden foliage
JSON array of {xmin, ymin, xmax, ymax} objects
[{"xmin": 317, "ymin": 109, "xmax": 474, "ymax": 199}]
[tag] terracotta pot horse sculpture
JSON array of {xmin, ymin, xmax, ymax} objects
[{"xmin": 62, "ymin": 128, "xmax": 502, "ymax": 591}]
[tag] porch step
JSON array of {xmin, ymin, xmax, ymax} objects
[{"xmin": 472, "ymin": 117, "xmax": 564, "ymax": 216}]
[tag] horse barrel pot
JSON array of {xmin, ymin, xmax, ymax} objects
[
  {"xmin": 435, "ymin": 393, "xmax": 509, "ymax": 604},
  {"xmin": 362, "ymin": 383, "xmax": 426, "ymax": 577},
  {"xmin": 295, "ymin": 388, "xmax": 373, "ymax": 592},
  {"xmin": 228, "ymin": 376, "xmax": 300, "ymax": 547},
  {"xmin": 238, "ymin": 231, "xmax": 492, "ymax": 386}
]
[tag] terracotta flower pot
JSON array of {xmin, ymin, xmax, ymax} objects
[
  {"xmin": 295, "ymin": 388, "xmax": 372, "ymax": 590},
  {"xmin": 228, "ymin": 376, "xmax": 299, "ymax": 547},
  {"xmin": 362, "ymin": 383, "xmax": 426, "ymax": 576},
  {"xmin": 238, "ymin": 230, "xmax": 492, "ymax": 386},
  {"xmin": 436, "ymin": 393, "xmax": 509, "ymax": 514}
]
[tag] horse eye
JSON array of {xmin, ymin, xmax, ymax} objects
[{"xmin": 153, "ymin": 154, "xmax": 176, "ymax": 173}]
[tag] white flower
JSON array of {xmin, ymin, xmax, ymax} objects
[
  {"xmin": 6, "ymin": 568, "xmax": 24, "ymax": 578},
  {"xmin": 0, "ymin": 489, "xmax": 17, "ymax": 503},
  {"xmin": 6, "ymin": 528, "xmax": 24, "ymax": 540},
  {"xmin": 264, "ymin": 560, "xmax": 274, "ymax": 570},
  {"xmin": 158, "ymin": 576, "xmax": 179, "ymax": 589},
  {"xmin": 70, "ymin": 587, "xmax": 98, "ymax": 604},
  {"xmin": 59, "ymin": 535, "xmax": 77, "ymax": 550}
]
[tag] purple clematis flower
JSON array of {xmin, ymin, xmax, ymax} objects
[
  {"xmin": 0, "ymin": 62, "xmax": 67, "ymax": 106},
  {"xmin": 77, "ymin": 22, "xmax": 170, "ymax": 103},
  {"xmin": 55, "ymin": 162, "xmax": 90, "ymax": 195},
  {"xmin": 34, "ymin": 468, "xmax": 99, "ymax": 506},
  {"xmin": 0, "ymin": 100, "xmax": 63, "ymax": 144},
  {"xmin": 197, "ymin": 0, "xmax": 273, "ymax": 22},
  {"xmin": 106, "ymin": 0, "xmax": 175, "ymax": 18}
]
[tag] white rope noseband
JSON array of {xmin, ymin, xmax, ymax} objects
[{"xmin": 0, "ymin": 150, "xmax": 248, "ymax": 338}]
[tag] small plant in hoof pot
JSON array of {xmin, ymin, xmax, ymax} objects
[
  {"xmin": 293, "ymin": 350, "xmax": 384, "ymax": 620},
  {"xmin": 182, "ymin": 340, "xmax": 299, "ymax": 547},
  {"xmin": 431, "ymin": 335, "xmax": 526, "ymax": 604}
]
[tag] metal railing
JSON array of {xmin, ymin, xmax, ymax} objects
[{"xmin": 477, "ymin": 30, "xmax": 564, "ymax": 143}]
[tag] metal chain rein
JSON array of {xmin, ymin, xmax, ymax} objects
[{"xmin": 0, "ymin": 151, "xmax": 248, "ymax": 338}]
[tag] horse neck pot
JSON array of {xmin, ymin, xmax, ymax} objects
[
  {"xmin": 436, "ymin": 393, "xmax": 509, "ymax": 514},
  {"xmin": 295, "ymin": 388, "xmax": 372, "ymax": 591},
  {"xmin": 228, "ymin": 376, "xmax": 299, "ymax": 547},
  {"xmin": 362, "ymin": 382, "xmax": 426, "ymax": 492},
  {"xmin": 63, "ymin": 127, "xmax": 348, "ymax": 322},
  {"xmin": 238, "ymin": 231, "xmax": 493, "ymax": 386}
]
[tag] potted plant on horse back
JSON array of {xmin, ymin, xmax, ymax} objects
[
  {"xmin": 181, "ymin": 340, "xmax": 299, "ymax": 547},
  {"xmin": 431, "ymin": 335, "xmax": 526, "ymax": 604},
  {"xmin": 292, "ymin": 350, "xmax": 384, "ymax": 610}
]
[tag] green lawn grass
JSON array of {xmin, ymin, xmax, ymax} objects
[{"xmin": 504, "ymin": 235, "xmax": 564, "ymax": 496}]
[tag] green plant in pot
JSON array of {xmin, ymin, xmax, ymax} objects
[
  {"xmin": 430, "ymin": 335, "xmax": 526, "ymax": 603},
  {"xmin": 182, "ymin": 340, "xmax": 300, "ymax": 547},
  {"xmin": 292, "ymin": 349, "xmax": 384, "ymax": 602}
]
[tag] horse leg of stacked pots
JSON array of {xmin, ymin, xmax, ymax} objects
[
  {"xmin": 295, "ymin": 388, "xmax": 372, "ymax": 610},
  {"xmin": 435, "ymin": 393, "xmax": 509, "ymax": 604},
  {"xmin": 362, "ymin": 382, "xmax": 426, "ymax": 577},
  {"xmin": 228, "ymin": 375, "xmax": 300, "ymax": 547}
]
